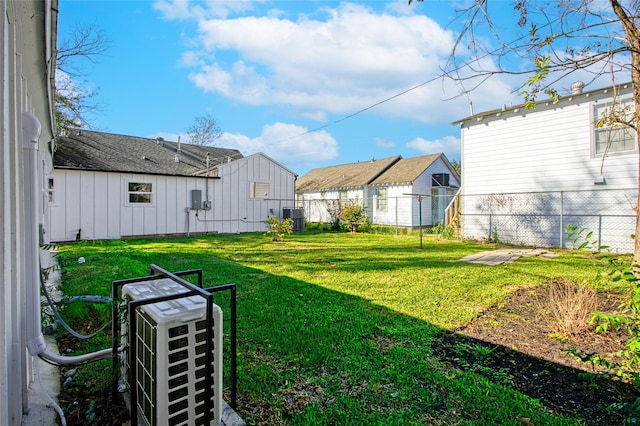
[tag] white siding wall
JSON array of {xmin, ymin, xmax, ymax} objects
[
  {"xmin": 1, "ymin": 1, "xmax": 56, "ymax": 423},
  {"xmin": 460, "ymin": 89, "xmax": 638, "ymax": 252},
  {"xmin": 300, "ymin": 188, "xmax": 365, "ymax": 223},
  {"xmin": 461, "ymin": 94, "xmax": 637, "ymax": 195},
  {"xmin": 50, "ymin": 153, "xmax": 296, "ymax": 241},
  {"xmin": 371, "ymin": 158, "xmax": 461, "ymax": 227}
]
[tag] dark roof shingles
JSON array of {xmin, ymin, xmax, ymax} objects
[{"xmin": 54, "ymin": 130, "xmax": 243, "ymax": 177}]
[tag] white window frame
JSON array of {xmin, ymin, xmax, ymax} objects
[
  {"xmin": 593, "ymin": 97, "xmax": 637, "ymax": 156},
  {"xmin": 376, "ymin": 187, "xmax": 388, "ymax": 211},
  {"xmin": 338, "ymin": 191, "xmax": 348, "ymax": 204},
  {"xmin": 47, "ymin": 177, "xmax": 55, "ymax": 205},
  {"xmin": 250, "ymin": 181, "xmax": 270, "ymax": 199},
  {"xmin": 126, "ymin": 181, "xmax": 154, "ymax": 205}
]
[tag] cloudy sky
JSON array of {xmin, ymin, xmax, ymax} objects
[{"xmin": 57, "ymin": 0, "xmax": 622, "ymax": 176}]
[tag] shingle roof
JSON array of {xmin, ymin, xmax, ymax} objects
[
  {"xmin": 371, "ymin": 153, "xmax": 442, "ymax": 185},
  {"xmin": 295, "ymin": 156, "xmax": 401, "ymax": 192},
  {"xmin": 53, "ymin": 130, "xmax": 243, "ymax": 177}
]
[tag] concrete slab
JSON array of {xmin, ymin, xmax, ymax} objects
[
  {"xmin": 459, "ymin": 248, "xmax": 558, "ymax": 266},
  {"xmin": 22, "ymin": 336, "xmax": 61, "ymax": 426}
]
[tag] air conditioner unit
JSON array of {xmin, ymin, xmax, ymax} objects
[{"xmin": 122, "ymin": 278, "xmax": 222, "ymax": 426}]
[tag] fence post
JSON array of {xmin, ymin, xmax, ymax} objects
[
  {"xmin": 559, "ymin": 191, "xmax": 564, "ymax": 249},
  {"xmin": 598, "ymin": 215, "xmax": 602, "ymax": 250},
  {"xmin": 395, "ymin": 196, "xmax": 398, "ymax": 235}
]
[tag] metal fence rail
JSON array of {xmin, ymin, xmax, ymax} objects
[
  {"xmin": 459, "ymin": 189, "xmax": 637, "ymax": 253},
  {"xmin": 297, "ymin": 195, "xmax": 454, "ymax": 229}
]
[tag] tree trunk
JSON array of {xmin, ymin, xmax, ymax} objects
[{"xmin": 610, "ymin": 0, "xmax": 640, "ymax": 266}]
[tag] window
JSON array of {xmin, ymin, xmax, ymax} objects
[
  {"xmin": 47, "ymin": 178, "xmax": 55, "ymax": 204},
  {"xmin": 338, "ymin": 191, "xmax": 348, "ymax": 204},
  {"xmin": 594, "ymin": 98, "xmax": 636, "ymax": 155},
  {"xmin": 128, "ymin": 182, "xmax": 153, "ymax": 204},
  {"xmin": 250, "ymin": 181, "xmax": 270, "ymax": 199},
  {"xmin": 376, "ymin": 187, "xmax": 388, "ymax": 211}
]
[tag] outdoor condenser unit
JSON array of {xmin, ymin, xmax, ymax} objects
[{"xmin": 122, "ymin": 278, "xmax": 223, "ymax": 426}]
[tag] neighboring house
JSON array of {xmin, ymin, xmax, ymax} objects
[
  {"xmin": 296, "ymin": 154, "xmax": 460, "ymax": 228},
  {"xmin": 50, "ymin": 130, "xmax": 297, "ymax": 241},
  {"xmin": 454, "ymin": 81, "xmax": 638, "ymax": 252},
  {"xmin": 1, "ymin": 1, "xmax": 58, "ymax": 424}
]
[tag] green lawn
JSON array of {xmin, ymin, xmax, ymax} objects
[{"xmin": 54, "ymin": 231, "xmax": 624, "ymax": 425}]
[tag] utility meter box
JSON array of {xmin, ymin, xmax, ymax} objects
[
  {"xmin": 203, "ymin": 200, "xmax": 212, "ymax": 210},
  {"xmin": 191, "ymin": 190, "xmax": 202, "ymax": 210}
]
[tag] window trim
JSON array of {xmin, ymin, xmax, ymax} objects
[
  {"xmin": 126, "ymin": 181, "xmax": 154, "ymax": 206},
  {"xmin": 592, "ymin": 97, "xmax": 637, "ymax": 157},
  {"xmin": 47, "ymin": 177, "xmax": 55, "ymax": 205},
  {"xmin": 376, "ymin": 187, "xmax": 388, "ymax": 211},
  {"xmin": 250, "ymin": 181, "xmax": 270, "ymax": 199}
]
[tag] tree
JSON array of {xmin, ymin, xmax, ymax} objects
[
  {"xmin": 55, "ymin": 23, "xmax": 110, "ymax": 135},
  {"xmin": 339, "ymin": 201, "xmax": 367, "ymax": 232},
  {"xmin": 450, "ymin": 159, "xmax": 461, "ymax": 176},
  {"xmin": 409, "ymin": 0, "xmax": 640, "ymax": 266},
  {"xmin": 187, "ymin": 114, "xmax": 223, "ymax": 146},
  {"xmin": 264, "ymin": 215, "xmax": 293, "ymax": 241}
]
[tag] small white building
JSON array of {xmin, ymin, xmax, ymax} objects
[
  {"xmin": 50, "ymin": 130, "xmax": 297, "ymax": 241},
  {"xmin": 296, "ymin": 154, "xmax": 460, "ymax": 228},
  {"xmin": 455, "ymin": 81, "xmax": 638, "ymax": 252}
]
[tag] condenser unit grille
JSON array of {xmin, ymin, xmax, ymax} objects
[{"xmin": 123, "ymin": 279, "xmax": 222, "ymax": 426}]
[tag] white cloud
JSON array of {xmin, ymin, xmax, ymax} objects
[
  {"xmin": 149, "ymin": 122, "xmax": 338, "ymax": 171},
  {"xmin": 406, "ymin": 135, "xmax": 460, "ymax": 159},
  {"xmin": 157, "ymin": 1, "xmax": 517, "ymax": 124},
  {"xmin": 375, "ymin": 138, "xmax": 396, "ymax": 149},
  {"xmin": 217, "ymin": 122, "xmax": 339, "ymax": 168},
  {"xmin": 153, "ymin": 0, "xmax": 257, "ymax": 20}
]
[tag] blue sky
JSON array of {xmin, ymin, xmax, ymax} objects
[{"xmin": 57, "ymin": 0, "xmax": 621, "ymax": 176}]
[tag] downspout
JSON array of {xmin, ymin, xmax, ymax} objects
[
  {"xmin": 23, "ymin": 112, "xmax": 47, "ymax": 357},
  {"xmin": 23, "ymin": 112, "xmax": 112, "ymax": 364}
]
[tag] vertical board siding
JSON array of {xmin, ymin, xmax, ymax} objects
[{"xmin": 50, "ymin": 153, "xmax": 296, "ymax": 240}]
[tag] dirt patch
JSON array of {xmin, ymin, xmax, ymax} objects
[{"xmin": 432, "ymin": 284, "xmax": 640, "ymax": 425}]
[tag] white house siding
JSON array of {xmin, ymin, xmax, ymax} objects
[
  {"xmin": 50, "ymin": 153, "xmax": 296, "ymax": 241},
  {"xmin": 300, "ymin": 188, "xmax": 366, "ymax": 223},
  {"xmin": 460, "ymin": 87, "xmax": 637, "ymax": 252},
  {"xmin": 371, "ymin": 159, "xmax": 460, "ymax": 228},
  {"xmin": 2, "ymin": 1, "xmax": 57, "ymax": 424}
]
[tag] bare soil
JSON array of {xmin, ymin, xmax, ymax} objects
[{"xmin": 432, "ymin": 283, "xmax": 640, "ymax": 425}]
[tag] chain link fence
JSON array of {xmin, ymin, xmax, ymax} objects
[
  {"xmin": 297, "ymin": 195, "xmax": 454, "ymax": 230},
  {"xmin": 459, "ymin": 189, "xmax": 637, "ymax": 253}
]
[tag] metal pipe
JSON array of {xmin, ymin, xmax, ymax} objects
[{"xmin": 23, "ymin": 112, "xmax": 45, "ymax": 356}]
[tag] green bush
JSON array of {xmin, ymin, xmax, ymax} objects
[
  {"xmin": 264, "ymin": 215, "xmax": 293, "ymax": 241},
  {"xmin": 339, "ymin": 202, "xmax": 366, "ymax": 232}
]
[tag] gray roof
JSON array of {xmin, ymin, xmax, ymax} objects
[
  {"xmin": 54, "ymin": 130, "xmax": 243, "ymax": 177},
  {"xmin": 296, "ymin": 156, "xmax": 401, "ymax": 192},
  {"xmin": 297, "ymin": 153, "xmax": 459, "ymax": 192},
  {"xmin": 371, "ymin": 153, "xmax": 443, "ymax": 185}
]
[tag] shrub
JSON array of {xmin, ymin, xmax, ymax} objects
[
  {"xmin": 431, "ymin": 222, "xmax": 455, "ymax": 239},
  {"xmin": 264, "ymin": 215, "xmax": 293, "ymax": 241},
  {"xmin": 339, "ymin": 202, "xmax": 366, "ymax": 232},
  {"xmin": 541, "ymin": 280, "xmax": 598, "ymax": 336}
]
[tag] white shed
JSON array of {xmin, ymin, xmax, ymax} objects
[
  {"xmin": 455, "ymin": 82, "xmax": 638, "ymax": 252},
  {"xmin": 50, "ymin": 130, "xmax": 297, "ymax": 241}
]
